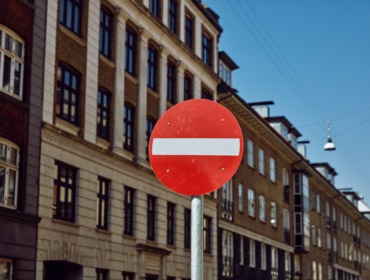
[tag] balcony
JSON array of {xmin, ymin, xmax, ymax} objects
[
  {"xmin": 222, "ymin": 255, "xmax": 234, "ymax": 278},
  {"xmin": 222, "ymin": 199, "xmax": 233, "ymax": 221}
]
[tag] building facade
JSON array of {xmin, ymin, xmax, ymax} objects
[
  {"xmin": 37, "ymin": 0, "xmax": 220, "ymax": 279},
  {"xmin": 0, "ymin": 0, "xmax": 46, "ymax": 279}
]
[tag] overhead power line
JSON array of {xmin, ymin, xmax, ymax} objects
[{"xmin": 226, "ymin": 0, "xmax": 370, "ymax": 187}]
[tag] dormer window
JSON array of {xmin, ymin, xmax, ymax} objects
[{"xmin": 219, "ymin": 62, "xmax": 232, "ymax": 86}]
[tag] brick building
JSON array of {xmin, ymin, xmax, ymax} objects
[
  {"xmin": 0, "ymin": 0, "xmax": 46, "ymax": 279},
  {"xmin": 37, "ymin": 0, "xmax": 221, "ymax": 279}
]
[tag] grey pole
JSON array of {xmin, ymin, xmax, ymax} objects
[{"xmin": 191, "ymin": 195, "xmax": 203, "ymax": 280}]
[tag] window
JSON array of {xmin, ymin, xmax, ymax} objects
[
  {"xmin": 185, "ymin": 14, "xmax": 193, "ymax": 49},
  {"xmin": 97, "ymin": 89, "xmax": 110, "ymax": 140},
  {"xmin": 123, "ymin": 103, "xmax": 135, "ymax": 152},
  {"xmin": 53, "ymin": 161, "xmax": 77, "ymax": 222},
  {"xmin": 167, "ymin": 61, "xmax": 176, "ymax": 103},
  {"xmin": 258, "ymin": 148, "xmax": 264, "ymax": 174},
  {"xmin": 56, "ymin": 65, "xmax": 80, "ymax": 125},
  {"xmin": 259, "ymin": 195, "xmax": 266, "ymax": 222},
  {"xmin": 285, "ymin": 252, "xmax": 291, "ymax": 275},
  {"xmin": 311, "ymin": 225, "xmax": 316, "ymax": 245},
  {"xmin": 318, "ymin": 263, "xmax": 322, "ymax": 280},
  {"xmin": 261, "ymin": 243, "xmax": 267, "ymax": 270},
  {"xmin": 238, "ymin": 183, "xmax": 243, "ymax": 212},
  {"xmin": 271, "ymin": 201, "xmax": 277, "ymax": 227},
  {"xmin": 247, "ymin": 140, "xmax": 254, "ymax": 168},
  {"xmin": 203, "ymin": 215, "xmax": 211, "ymax": 253},
  {"xmin": 202, "ymin": 33, "xmax": 212, "ymax": 66},
  {"xmin": 312, "ymin": 261, "xmax": 317, "ymax": 280},
  {"xmin": 249, "ymin": 239, "xmax": 256, "ymax": 267},
  {"xmin": 147, "ymin": 195, "xmax": 156, "ymax": 240},
  {"xmin": 146, "ymin": 116, "xmax": 156, "ymax": 158},
  {"xmin": 270, "ymin": 157, "xmax": 276, "ymax": 182},
  {"xmin": 147, "ymin": 46, "xmax": 157, "ymax": 90},
  {"xmin": 183, "ymin": 74, "xmax": 192, "ymax": 100},
  {"xmin": 149, "ymin": 0, "xmax": 160, "ymax": 18},
  {"xmin": 326, "ymin": 233, "xmax": 331, "ymax": 250},
  {"xmin": 271, "ymin": 246, "xmax": 278, "ymax": 270},
  {"xmin": 96, "ymin": 177, "xmax": 109, "ymax": 230},
  {"xmin": 0, "ymin": 26, "xmax": 24, "ymax": 99},
  {"xmin": 59, "ymin": 0, "xmax": 82, "ymax": 35},
  {"xmin": 0, "ymin": 258, "xmax": 12, "ymax": 280},
  {"xmin": 167, "ymin": 202, "xmax": 175, "ymax": 245},
  {"xmin": 221, "ymin": 179, "xmax": 233, "ymax": 220},
  {"xmin": 317, "ymin": 228, "xmax": 322, "ymax": 248},
  {"xmin": 124, "ymin": 186, "xmax": 135, "ymax": 235},
  {"xmin": 0, "ymin": 139, "xmax": 19, "ymax": 208},
  {"xmin": 283, "ymin": 168, "xmax": 290, "ymax": 203},
  {"xmin": 240, "ymin": 236, "xmax": 244, "ymax": 265},
  {"xmin": 316, "ymin": 194, "xmax": 321, "ymax": 213},
  {"xmin": 168, "ymin": 0, "xmax": 178, "ymax": 34},
  {"xmin": 184, "ymin": 208, "xmax": 191, "ymax": 249},
  {"xmin": 284, "ymin": 208, "xmax": 290, "ymax": 243},
  {"xmin": 99, "ymin": 8, "xmax": 112, "ymax": 59},
  {"xmin": 125, "ymin": 27, "xmax": 137, "ymax": 76},
  {"xmin": 222, "ymin": 231, "xmax": 233, "ymax": 277},
  {"xmin": 96, "ymin": 269, "xmax": 109, "ymax": 280},
  {"xmin": 247, "ymin": 189, "xmax": 255, "ymax": 217},
  {"xmin": 122, "ymin": 272, "xmax": 134, "ymax": 280},
  {"xmin": 201, "ymin": 88, "xmax": 213, "ymax": 100}
]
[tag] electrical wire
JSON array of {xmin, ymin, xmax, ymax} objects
[{"xmin": 226, "ymin": 0, "xmax": 370, "ymax": 187}]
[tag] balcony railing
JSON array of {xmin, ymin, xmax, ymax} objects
[{"xmin": 222, "ymin": 255, "xmax": 234, "ymax": 278}]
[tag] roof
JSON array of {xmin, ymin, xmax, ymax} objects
[{"xmin": 219, "ymin": 51, "xmax": 239, "ymax": 70}]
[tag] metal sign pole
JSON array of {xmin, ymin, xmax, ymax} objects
[{"xmin": 191, "ymin": 195, "xmax": 203, "ymax": 280}]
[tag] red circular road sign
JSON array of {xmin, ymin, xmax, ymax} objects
[{"xmin": 149, "ymin": 99, "xmax": 244, "ymax": 196}]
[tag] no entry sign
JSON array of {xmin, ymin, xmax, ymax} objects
[{"xmin": 149, "ymin": 99, "xmax": 243, "ymax": 195}]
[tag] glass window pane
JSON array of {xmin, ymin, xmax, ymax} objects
[
  {"xmin": 5, "ymin": 34, "xmax": 12, "ymax": 51},
  {"xmin": 7, "ymin": 169, "xmax": 16, "ymax": 206},
  {"xmin": 0, "ymin": 167, "xmax": 5, "ymax": 203},
  {"xmin": 2, "ymin": 56, "xmax": 11, "ymax": 91},
  {"xmin": 0, "ymin": 144, "xmax": 7, "ymax": 162},
  {"xmin": 15, "ymin": 40, "xmax": 22, "ymax": 58},
  {"xmin": 13, "ymin": 61, "xmax": 21, "ymax": 96},
  {"xmin": 9, "ymin": 147, "xmax": 17, "ymax": 165}
]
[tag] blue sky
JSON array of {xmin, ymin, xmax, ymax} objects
[{"xmin": 205, "ymin": 0, "xmax": 370, "ymax": 204}]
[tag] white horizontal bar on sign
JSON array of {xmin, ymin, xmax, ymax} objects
[{"xmin": 152, "ymin": 138, "xmax": 240, "ymax": 156}]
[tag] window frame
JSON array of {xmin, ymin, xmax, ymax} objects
[
  {"xmin": 99, "ymin": 8, "xmax": 113, "ymax": 59},
  {"xmin": 167, "ymin": 202, "xmax": 176, "ymax": 245},
  {"xmin": 147, "ymin": 195, "xmax": 157, "ymax": 241},
  {"xmin": 123, "ymin": 102, "xmax": 135, "ymax": 152},
  {"xmin": 247, "ymin": 188, "xmax": 255, "ymax": 217},
  {"xmin": 0, "ymin": 138, "xmax": 19, "ymax": 209},
  {"xmin": 184, "ymin": 13, "xmax": 194, "ymax": 50},
  {"xmin": 147, "ymin": 46, "xmax": 158, "ymax": 91},
  {"xmin": 125, "ymin": 27, "xmax": 137, "ymax": 76},
  {"xmin": 59, "ymin": 0, "xmax": 82, "ymax": 36},
  {"xmin": 258, "ymin": 148, "xmax": 265, "ymax": 175},
  {"xmin": 203, "ymin": 215, "xmax": 212, "ymax": 253},
  {"xmin": 0, "ymin": 258, "xmax": 13, "ymax": 280},
  {"xmin": 184, "ymin": 208, "xmax": 191, "ymax": 249},
  {"xmin": 168, "ymin": 0, "xmax": 178, "ymax": 34},
  {"xmin": 238, "ymin": 183, "xmax": 243, "ymax": 212},
  {"xmin": 97, "ymin": 88, "xmax": 110, "ymax": 140},
  {"xmin": 249, "ymin": 239, "xmax": 256, "ymax": 268},
  {"xmin": 271, "ymin": 201, "xmax": 277, "ymax": 227},
  {"xmin": 146, "ymin": 116, "xmax": 156, "ymax": 159},
  {"xmin": 53, "ymin": 161, "xmax": 77, "ymax": 222},
  {"xmin": 269, "ymin": 157, "xmax": 276, "ymax": 183},
  {"xmin": 0, "ymin": 26, "xmax": 25, "ymax": 100},
  {"xmin": 122, "ymin": 272, "xmax": 135, "ymax": 280},
  {"xmin": 261, "ymin": 243, "xmax": 267, "ymax": 270},
  {"xmin": 123, "ymin": 186, "xmax": 135, "ymax": 235},
  {"xmin": 56, "ymin": 64, "xmax": 80, "ymax": 125},
  {"xmin": 96, "ymin": 176, "xmax": 110, "ymax": 230},
  {"xmin": 259, "ymin": 195, "xmax": 266, "ymax": 222},
  {"xmin": 183, "ymin": 73, "xmax": 193, "ymax": 100},
  {"xmin": 96, "ymin": 268, "xmax": 109, "ymax": 280},
  {"xmin": 149, "ymin": 0, "xmax": 160, "ymax": 18},
  {"xmin": 247, "ymin": 140, "xmax": 254, "ymax": 168},
  {"xmin": 166, "ymin": 61, "xmax": 176, "ymax": 103},
  {"xmin": 201, "ymin": 88, "xmax": 213, "ymax": 100},
  {"xmin": 202, "ymin": 32, "xmax": 212, "ymax": 67}
]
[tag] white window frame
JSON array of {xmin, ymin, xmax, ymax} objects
[
  {"xmin": 271, "ymin": 246, "xmax": 278, "ymax": 270},
  {"xmin": 258, "ymin": 148, "xmax": 265, "ymax": 175},
  {"xmin": 270, "ymin": 157, "xmax": 276, "ymax": 182},
  {"xmin": 238, "ymin": 183, "xmax": 243, "ymax": 212},
  {"xmin": 247, "ymin": 140, "xmax": 254, "ymax": 168},
  {"xmin": 285, "ymin": 252, "xmax": 291, "ymax": 274},
  {"xmin": 317, "ymin": 228, "xmax": 322, "ymax": 248},
  {"xmin": 0, "ymin": 25, "xmax": 25, "ymax": 100},
  {"xmin": 271, "ymin": 201, "xmax": 277, "ymax": 227},
  {"xmin": 240, "ymin": 236, "xmax": 244, "ymax": 265},
  {"xmin": 311, "ymin": 225, "xmax": 316, "ymax": 245},
  {"xmin": 248, "ymin": 189, "xmax": 255, "ymax": 217},
  {"xmin": 249, "ymin": 239, "xmax": 256, "ymax": 268},
  {"xmin": 259, "ymin": 195, "xmax": 266, "ymax": 222},
  {"xmin": 283, "ymin": 208, "xmax": 290, "ymax": 232},
  {"xmin": 0, "ymin": 138, "xmax": 19, "ymax": 209},
  {"xmin": 261, "ymin": 243, "xmax": 267, "ymax": 270},
  {"xmin": 312, "ymin": 261, "xmax": 317, "ymax": 280}
]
